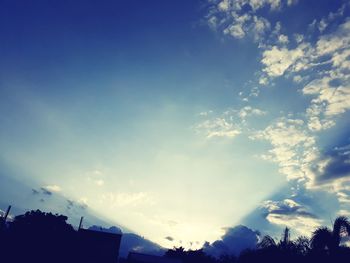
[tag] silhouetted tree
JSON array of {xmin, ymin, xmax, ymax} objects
[
  {"xmin": 258, "ymin": 227, "xmax": 296, "ymax": 251},
  {"xmin": 165, "ymin": 247, "xmax": 216, "ymax": 263},
  {"xmin": 257, "ymin": 234, "xmax": 276, "ymax": 249},
  {"xmin": 294, "ymin": 236, "xmax": 311, "ymax": 256},
  {"xmin": 311, "ymin": 216, "xmax": 350, "ymax": 253},
  {"xmin": 165, "ymin": 246, "xmax": 186, "ymax": 259}
]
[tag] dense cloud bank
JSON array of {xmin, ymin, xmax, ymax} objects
[{"xmin": 203, "ymin": 225, "xmax": 259, "ymax": 257}]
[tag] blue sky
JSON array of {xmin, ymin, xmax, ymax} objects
[{"xmin": 0, "ymin": 0, "xmax": 350, "ymax": 250}]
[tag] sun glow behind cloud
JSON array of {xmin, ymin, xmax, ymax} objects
[{"xmin": 0, "ymin": 87, "xmax": 284, "ymax": 247}]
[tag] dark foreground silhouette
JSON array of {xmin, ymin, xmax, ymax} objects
[
  {"xmin": 164, "ymin": 218, "xmax": 350, "ymax": 263},
  {"xmin": 0, "ymin": 209, "xmax": 121, "ymax": 263},
  {"xmin": 1, "ymin": 209, "xmax": 350, "ymax": 263}
]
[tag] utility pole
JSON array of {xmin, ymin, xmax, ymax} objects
[
  {"xmin": 1, "ymin": 205, "xmax": 11, "ymax": 227},
  {"xmin": 78, "ymin": 216, "xmax": 84, "ymax": 230}
]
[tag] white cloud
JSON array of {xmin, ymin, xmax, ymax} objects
[
  {"xmin": 278, "ymin": 34, "xmax": 289, "ymax": 44},
  {"xmin": 338, "ymin": 209, "xmax": 350, "ymax": 216},
  {"xmin": 337, "ymin": 191, "xmax": 350, "ymax": 204},
  {"xmin": 261, "ymin": 44, "xmax": 307, "ymax": 77},
  {"xmin": 195, "ymin": 106, "xmax": 267, "ymax": 139},
  {"xmin": 292, "ymin": 75, "xmax": 303, "ymax": 83},
  {"xmin": 252, "ymin": 16, "xmax": 271, "ymax": 40},
  {"xmin": 318, "ymin": 19, "xmax": 328, "ymax": 32},
  {"xmin": 294, "ymin": 33, "xmax": 304, "ymax": 43},
  {"xmin": 239, "ymin": 106, "xmax": 266, "ymax": 119},
  {"xmin": 253, "ymin": 118, "xmax": 312, "ymax": 147},
  {"xmin": 195, "ymin": 117, "xmax": 241, "ymax": 139},
  {"xmin": 317, "ymin": 3, "xmax": 348, "ymax": 33},
  {"xmin": 251, "ymin": 117, "xmax": 317, "ymax": 181},
  {"xmin": 303, "ymin": 74, "xmax": 350, "ymax": 119},
  {"xmin": 259, "ymin": 76, "xmax": 268, "ymax": 85},
  {"xmin": 316, "ymin": 20, "xmax": 350, "ymax": 56},
  {"xmin": 218, "ymin": 0, "xmax": 230, "ymax": 11},
  {"xmin": 207, "ymin": 0, "xmax": 297, "ymax": 42},
  {"xmin": 224, "ymin": 24, "xmax": 245, "ymax": 38}
]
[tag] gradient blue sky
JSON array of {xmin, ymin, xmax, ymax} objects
[{"xmin": 0, "ymin": 0, "xmax": 350, "ymax": 249}]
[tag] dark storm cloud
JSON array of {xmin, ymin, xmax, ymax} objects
[
  {"xmin": 313, "ymin": 143, "xmax": 350, "ymax": 183},
  {"xmin": 262, "ymin": 199, "xmax": 318, "ymax": 219},
  {"xmin": 203, "ymin": 225, "xmax": 259, "ymax": 257}
]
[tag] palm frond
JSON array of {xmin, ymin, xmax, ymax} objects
[
  {"xmin": 311, "ymin": 227, "xmax": 333, "ymax": 251},
  {"xmin": 295, "ymin": 236, "xmax": 310, "ymax": 255},
  {"xmin": 258, "ymin": 235, "xmax": 276, "ymax": 249},
  {"xmin": 332, "ymin": 216, "xmax": 350, "ymax": 247}
]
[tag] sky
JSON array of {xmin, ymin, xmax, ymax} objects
[{"xmin": 0, "ymin": 0, "xmax": 350, "ymax": 250}]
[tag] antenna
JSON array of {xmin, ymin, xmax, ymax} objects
[
  {"xmin": 4, "ymin": 205, "xmax": 11, "ymax": 222},
  {"xmin": 330, "ymin": 216, "xmax": 334, "ymax": 228},
  {"xmin": 78, "ymin": 216, "xmax": 84, "ymax": 230},
  {"xmin": 1, "ymin": 205, "xmax": 11, "ymax": 227}
]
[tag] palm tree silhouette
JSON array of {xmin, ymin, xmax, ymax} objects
[
  {"xmin": 294, "ymin": 236, "xmax": 311, "ymax": 256},
  {"xmin": 258, "ymin": 227, "xmax": 295, "ymax": 250},
  {"xmin": 311, "ymin": 216, "xmax": 350, "ymax": 252}
]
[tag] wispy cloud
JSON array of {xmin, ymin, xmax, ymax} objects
[
  {"xmin": 195, "ymin": 117, "xmax": 241, "ymax": 139},
  {"xmin": 250, "ymin": 117, "xmax": 317, "ymax": 181},
  {"xmin": 100, "ymin": 192, "xmax": 155, "ymax": 208},
  {"xmin": 195, "ymin": 106, "xmax": 267, "ymax": 139},
  {"xmin": 86, "ymin": 169, "xmax": 105, "ymax": 187},
  {"xmin": 238, "ymin": 106, "xmax": 266, "ymax": 120}
]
